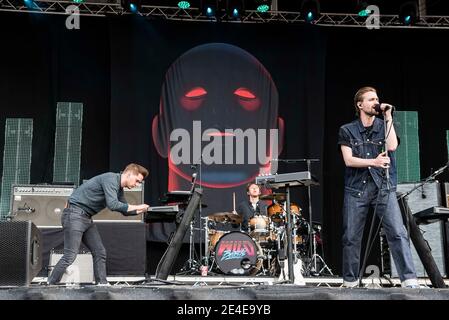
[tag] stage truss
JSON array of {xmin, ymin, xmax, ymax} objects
[{"xmin": 1, "ymin": 0, "xmax": 449, "ymax": 29}]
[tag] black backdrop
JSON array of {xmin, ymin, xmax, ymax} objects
[{"xmin": 0, "ymin": 11, "xmax": 448, "ymax": 275}]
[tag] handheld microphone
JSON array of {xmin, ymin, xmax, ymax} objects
[{"xmin": 374, "ymin": 103, "xmax": 395, "ymax": 113}]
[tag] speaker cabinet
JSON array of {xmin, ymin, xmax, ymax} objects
[
  {"xmin": 9, "ymin": 185, "xmax": 74, "ymax": 227},
  {"xmin": 93, "ymin": 184, "xmax": 144, "ymax": 222},
  {"xmin": 390, "ymin": 181, "xmax": 446, "ymax": 277},
  {"xmin": 38, "ymin": 222, "xmax": 146, "ymax": 277},
  {"xmin": 0, "ymin": 221, "xmax": 42, "ymax": 286}
]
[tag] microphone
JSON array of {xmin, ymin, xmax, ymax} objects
[
  {"xmin": 421, "ymin": 186, "xmax": 427, "ymax": 199},
  {"xmin": 374, "ymin": 103, "xmax": 395, "ymax": 114},
  {"xmin": 433, "ymin": 163, "xmax": 449, "ymax": 177}
]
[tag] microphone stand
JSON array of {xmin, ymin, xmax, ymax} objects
[
  {"xmin": 270, "ymin": 158, "xmax": 329, "ymax": 278},
  {"xmin": 383, "ymin": 111, "xmax": 391, "ymax": 191},
  {"xmin": 358, "ymin": 110, "xmax": 393, "ymax": 287},
  {"xmin": 398, "ymin": 162, "xmax": 449, "ymax": 202}
]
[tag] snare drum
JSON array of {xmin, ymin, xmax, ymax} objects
[{"xmin": 249, "ymin": 215, "xmax": 269, "ymax": 234}]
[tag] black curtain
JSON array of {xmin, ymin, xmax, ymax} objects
[{"xmin": 0, "ymin": 12, "xmax": 111, "ymax": 184}]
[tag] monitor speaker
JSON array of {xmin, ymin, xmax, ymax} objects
[
  {"xmin": 93, "ymin": 184, "xmax": 144, "ymax": 222},
  {"xmin": 9, "ymin": 185, "xmax": 74, "ymax": 227},
  {"xmin": 0, "ymin": 221, "xmax": 42, "ymax": 286}
]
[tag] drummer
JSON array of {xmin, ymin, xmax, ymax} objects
[{"xmin": 237, "ymin": 182, "xmax": 268, "ymax": 232}]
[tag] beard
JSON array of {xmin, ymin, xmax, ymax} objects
[{"xmin": 364, "ymin": 108, "xmax": 378, "ymax": 117}]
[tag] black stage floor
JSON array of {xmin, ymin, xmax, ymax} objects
[{"xmin": 2, "ymin": 277, "xmax": 449, "ymax": 300}]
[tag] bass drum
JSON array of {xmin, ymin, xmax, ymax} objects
[{"xmin": 214, "ymin": 232, "xmax": 263, "ymax": 275}]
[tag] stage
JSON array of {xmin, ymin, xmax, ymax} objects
[{"xmin": 1, "ymin": 276, "xmax": 449, "ymax": 300}]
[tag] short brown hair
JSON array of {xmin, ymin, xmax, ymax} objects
[
  {"xmin": 246, "ymin": 182, "xmax": 260, "ymax": 192},
  {"xmin": 123, "ymin": 163, "xmax": 149, "ymax": 178},
  {"xmin": 354, "ymin": 86, "xmax": 377, "ymax": 116}
]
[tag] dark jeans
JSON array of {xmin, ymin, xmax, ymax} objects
[
  {"xmin": 47, "ymin": 205, "xmax": 107, "ymax": 284},
  {"xmin": 342, "ymin": 178, "xmax": 417, "ymax": 282}
]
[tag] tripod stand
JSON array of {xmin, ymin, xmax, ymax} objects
[
  {"xmin": 178, "ymin": 219, "xmax": 201, "ymax": 274},
  {"xmin": 178, "ymin": 168, "xmax": 204, "ymax": 275},
  {"xmin": 303, "ymin": 159, "xmax": 333, "ymax": 276}
]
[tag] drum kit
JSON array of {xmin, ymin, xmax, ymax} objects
[
  {"xmin": 176, "ymin": 165, "xmax": 332, "ymax": 280},
  {"xmin": 203, "ymin": 193, "xmax": 324, "ymax": 277}
]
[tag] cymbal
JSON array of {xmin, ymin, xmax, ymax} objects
[
  {"xmin": 260, "ymin": 193, "xmax": 286, "ymax": 201},
  {"xmin": 208, "ymin": 212, "xmax": 242, "ymax": 224}
]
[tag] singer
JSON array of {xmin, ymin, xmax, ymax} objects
[
  {"xmin": 47, "ymin": 163, "xmax": 150, "ymax": 286},
  {"xmin": 337, "ymin": 86, "xmax": 418, "ymax": 288}
]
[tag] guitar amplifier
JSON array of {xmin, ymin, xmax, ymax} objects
[
  {"xmin": 92, "ymin": 183, "xmax": 144, "ymax": 222},
  {"xmin": 388, "ymin": 181, "xmax": 446, "ymax": 277},
  {"xmin": 9, "ymin": 185, "xmax": 75, "ymax": 227}
]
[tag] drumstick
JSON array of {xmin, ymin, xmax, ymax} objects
[{"xmin": 233, "ymin": 192, "xmax": 236, "ymax": 213}]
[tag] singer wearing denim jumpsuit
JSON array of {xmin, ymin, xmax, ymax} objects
[{"xmin": 338, "ymin": 86, "xmax": 418, "ymax": 288}]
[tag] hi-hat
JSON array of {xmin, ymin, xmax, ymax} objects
[
  {"xmin": 260, "ymin": 193, "xmax": 286, "ymax": 201},
  {"xmin": 207, "ymin": 212, "xmax": 242, "ymax": 224}
]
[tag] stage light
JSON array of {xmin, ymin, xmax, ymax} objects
[
  {"xmin": 178, "ymin": 1, "xmax": 190, "ymax": 9},
  {"xmin": 121, "ymin": 0, "xmax": 141, "ymax": 13},
  {"xmin": 399, "ymin": 1, "xmax": 419, "ymax": 25},
  {"xmin": 301, "ymin": 0, "xmax": 320, "ymax": 23},
  {"xmin": 23, "ymin": 0, "xmax": 36, "ymax": 9},
  {"xmin": 200, "ymin": 0, "xmax": 218, "ymax": 17},
  {"xmin": 356, "ymin": 0, "xmax": 369, "ymax": 17},
  {"xmin": 72, "ymin": 0, "xmax": 84, "ymax": 3},
  {"xmin": 226, "ymin": 0, "xmax": 244, "ymax": 20},
  {"xmin": 255, "ymin": 0, "xmax": 271, "ymax": 13}
]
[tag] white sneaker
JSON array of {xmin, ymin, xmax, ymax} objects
[
  {"xmin": 401, "ymin": 278, "xmax": 419, "ymax": 288},
  {"xmin": 342, "ymin": 280, "xmax": 359, "ymax": 288},
  {"xmin": 96, "ymin": 282, "xmax": 111, "ymax": 287}
]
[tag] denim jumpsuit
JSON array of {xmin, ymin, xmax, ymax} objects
[{"xmin": 338, "ymin": 118, "xmax": 416, "ymax": 283}]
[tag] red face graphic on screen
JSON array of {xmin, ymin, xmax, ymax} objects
[{"xmin": 152, "ymin": 43, "xmax": 284, "ymax": 190}]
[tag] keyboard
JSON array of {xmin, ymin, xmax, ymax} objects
[
  {"xmin": 414, "ymin": 206, "xmax": 449, "ymax": 224},
  {"xmin": 147, "ymin": 205, "xmax": 179, "ymax": 213},
  {"xmin": 255, "ymin": 171, "xmax": 319, "ymax": 188},
  {"xmin": 145, "ymin": 205, "xmax": 180, "ymax": 223},
  {"xmin": 160, "ymin": 190, "xmax": 192, "ymax": 204}
]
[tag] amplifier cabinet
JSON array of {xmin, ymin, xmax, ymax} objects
[
  {"xmin": 93, "ymin": 184, "xmax": 144, "ymax": 222},
  {"xmin": 389, "ymin": 181, "xmax": 446, "ymax": 277},
  {"xmin": 9, "ymin": 184, "xmax": 74, "ymax": 227}
]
